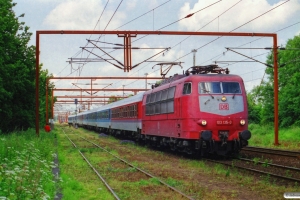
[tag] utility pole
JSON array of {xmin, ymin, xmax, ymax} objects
[
  {"xmin": 123, "ymin": 85, "xmax": 125, "ymax": 97},
  {"xmin": 192, "ymin": 49, "xmax": 197, "ymax": 66},
  {"xmin": 74, "ymin": 98, "xmax": 78, "ymax": 129}
]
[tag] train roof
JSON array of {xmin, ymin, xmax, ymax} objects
[
  {"xmin": 68, "ymin": 92, "xmax": 144, "ymax": 117},
  {"xmin": 145, "ymin": 73, "xmax": 243, "ymax": 94},
  {"xmin": 91, "ymin": 92, "xmax": 144, "ymax": 112}
]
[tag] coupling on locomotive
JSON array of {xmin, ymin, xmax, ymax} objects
[{"xmin": 68, "ymin": 65, "xmax": 251, "ymax": 156}]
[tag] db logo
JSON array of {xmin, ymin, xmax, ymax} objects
[{"xmin": 219, "ymin": 103, "xmax": 229, "ymax": 110}]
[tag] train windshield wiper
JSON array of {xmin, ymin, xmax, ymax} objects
[
  {"xmin": 201, "ymin": 89, "xmax": 214, "ymax": 99},
  {"xmin": 232, "ymin": 89, "xmax": 239, "ymax": 99}
]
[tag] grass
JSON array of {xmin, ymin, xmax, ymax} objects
[
  {"xmin": 248, "ymin": 124, "xmax": 300, "ymax": 149},
  {"xmin": 1, "ymin": 123, "xmax": 300, "ymax": 199},
  {"xmin": 57, "ymin": 126, "xmax": 115, "ymax": 200},
  {"xmin": 0, "ymin": 128, "xmax": 57, "ymax": 199}
]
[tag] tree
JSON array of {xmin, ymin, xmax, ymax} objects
[
  {"xmin": 247, "ymin": 89, "xmax": 262, "ymax": 124},
  {"xmin": 39, "ymin": 66, "xmax": 56, "ymax": 127},
  {"xmin": 0, "ymin": 0, "xmax": 55, "ymax": 132},
  {"xmin": 276, "ymin": 34, "xmax": 300, "ymax": 127},
  {"xmin": 248, "ymin": 34, "xmax": 300, "ymax": 127},
  {"xmin": 0, "ymin": 0, "xmax": 35, "ymax": 132},
  {"xmin": 107, "ymin": 96, "xmax": 124, "ymax": 104}
]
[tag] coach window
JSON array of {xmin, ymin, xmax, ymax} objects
[
  {"xmin": 133, "ymin": 104, "xmax": 137, "ymax": 117},
  {"xmin": 146, "ymin": 94, "xmax": 151, "ymax": 104},
  {"xmin": 150, "ymin": 93, "xmax": 155, "ymax": 115},
  {"xmin": 150, "ymin": 93, "xmax": 156, "ymax": 103},
  {"xmin": 167, "ymin": 87, "xmax": 175, "ymax": 99},
  {"xmin": 155, "ymin": 102, "xmax": 160, "ymax": 114},
  {"xmin": 127, "ymin": 106, "xmax": 130, "ymax": 118},
  {"xmin": 146, "ymin": 94, "xmax": 151, "ymax": 116},
  {"xmin": 123, "ymin": 107, "xmax": 127, "ymax": 118},
  {"xmin": 115, "ymin": 109, "xmax": 118, "ymax": 118},
  {"xmin": 123, "ymin": 107, "xmax": 126, "ymax": 118},
  {"xmin": 160, "ymin": 89, "xmax": 167, "ymax": 114},
  {"xmin": 154, "ymin": 91, "xmax": 161, "ymax": 114},
  {"xmin": 128, "ymin": 106, "xmax": 132, "ymax": 117},
  {"xmin": 183, "ymin": 82, "xmax": 192, "ymax": 95},
  {"xmin": 167, "ymin": 86, "xmax": 175, "ymax": 113},
  {"xmin": 132, "ymin": 105, "xmax": 135, "ymax": 117},
  {"xmin": 161, "ymin": 89, "xmax": 168, "ymax": 101},
  {"xmin": 150, "ymin": 100, "xmax": 155, "ymax": 115},
  {"xmin": 155, "ymin": 91, "xmax": 162, "ymax": 102}
]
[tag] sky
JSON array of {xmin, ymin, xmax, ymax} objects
[{"xmin": 13, "ymin": 0, "xmax": 300, "ymax": 113}]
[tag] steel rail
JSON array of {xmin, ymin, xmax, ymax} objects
[
  {"xmin": 205, "ymin": 159, "xmax": 300, "ymax": 183},
  {"xmin": 61, "ymin": 128, "xmax": 121, "ymax": 200},
  {"xmin": 238, "ymin": 158, "xmax": 300, "ymax": 172},
  {"xmin": 242, "ymin": 146, "xmax": 300, "ymax": 158},
  {"xmin": 72, "ymin": 131, "xmax": 195, "ymax": 200},
  {"xmin": 246, "ymin": 146, "xmax": 300, "ymax": 154}
]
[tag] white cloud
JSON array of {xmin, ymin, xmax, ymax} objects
[
  {"xmin": 126, "ymin": 0, "xmax": 138, "ymax": 10},
  {"xmin": 43, "ymin": 0, "xmax": 126, "ymax": 30},
  {"xmin": 178, "ymin": 0, "xmax": 300, "ymax": 32}
]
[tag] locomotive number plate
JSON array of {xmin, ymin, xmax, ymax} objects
[
  {"xmin": 216, "ymin": 120, "xmax": 232, "ymax": 125},
  {"xmin": 219, "ymin": 130, "xmax": 229, "ymax": 135}
]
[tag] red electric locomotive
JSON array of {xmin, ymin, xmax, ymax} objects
[{"xmin": 141, "ymin": 65, "xmax": 251, "ymax": 155}]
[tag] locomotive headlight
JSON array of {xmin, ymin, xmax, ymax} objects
[
  {"xmin": 221, "ymin": 96, "xmax": 227, "ymax": 102},
  {"xmin": 240, "ymin": 119, "xmax": 246, "ymax": 125},
  {"xmin": 196, "ymin": 120, "xmax": 207, "ymax": 126}
]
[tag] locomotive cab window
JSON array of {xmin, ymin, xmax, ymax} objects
[
  {"xmin": 199, "ymin": 82, "xmax": 241, "ymax": 94},
  {"xmin": 222, "ymin": 82, "xmax": 241, "ymax": 93},
  {"xmin": 183, "ymin": 82, "xmax": 192, "ymax": 95}
]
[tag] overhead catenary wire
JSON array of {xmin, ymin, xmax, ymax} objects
[
  {"xmin": 142, "ymin": 0, "xmax": 293, "ymax": 92},
  {"xmin": 200, "ymin": 0, "xmax": 293, "ymax": 65},
  {"xmin": 65, "ymin": 0, "xmax": 173, "ymax": 80},
  {"xmin": 122, "ymin": 0, "xmax": 242, "ymax": 84},
  {"xmin": 84, "ymin": 0, "xmax": 222, "ymax": 78},
  {"xmin": 110, "ymin": 0, "xmax": 226, "ymax": 89},
  {"xmin": 74, "ymin": 1, "xmax": 175, "ymax": 96},
  {"xmin": 90, "ymin": 0, "xmax": 224, "ymax": 96},
  {"xmin": 58, "ymin": 0, "xmax": 296, "ymax": 102},
  {"xmin": 132, "ymin": 0, "xmax": 223, "ymax": 44},
  {"xmin": 102, "ymin": 0, "xmax": 296, "ymax": 96},
  {"xmin": 174, "ymin": 0, "xmax": 291, "ymax": 64}
]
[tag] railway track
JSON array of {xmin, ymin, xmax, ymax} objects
[
  {"xmin": 205, "ymin": 156, "xmax": 300, "ymax": 183},
  {"xmin": 242, "ymin": 146, "xmax": 300, "ymax": 158},
  {"xmin": 204, "ymin": 145, "xmax": 300, "ymax": 183},
  {"xmin": 61, "ymin": 127, "xmax": 195, "ymax": 200}
]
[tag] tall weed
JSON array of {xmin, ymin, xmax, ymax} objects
[{"xmin": 0, "ymin": 129, "xmax": 56, "ymax": 199}]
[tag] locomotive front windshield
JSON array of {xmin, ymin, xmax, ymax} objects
[{"xmin": 198, "ymin": 82, "xmax": 241, "ymax": 94}]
